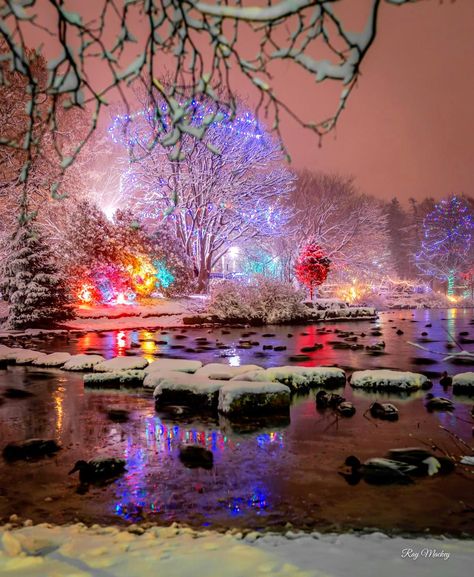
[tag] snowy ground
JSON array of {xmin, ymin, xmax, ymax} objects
[{"xmin": 0, "ymin": 523, "xmax": 472, "ymax": 577}]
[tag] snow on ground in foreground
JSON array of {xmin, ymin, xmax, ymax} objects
[
  {"xmin": 350, "ymin": 370, "xmax": 430, "ymax": 390},
  {"xmin": 0, "ymin": 524, "xmax": 471, "ymax": 577}
]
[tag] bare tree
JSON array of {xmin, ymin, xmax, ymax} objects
[
  {"xmin": 290, "ymin": 170, "xmax": 393, "ymax": 281},
  {"xmin": 0, "ymin": 0, "xmax": 422, "ymax": 200},
  {"xmin": 114, "ymin": 102, "xmax": 295, "ymax": 291}
]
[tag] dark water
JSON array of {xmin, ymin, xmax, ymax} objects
[{"xmin": 0, "ymin": 309, "xmax": 473, "ymax": 535}]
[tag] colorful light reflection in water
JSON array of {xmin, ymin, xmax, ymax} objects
[{"xmin": 112, "ymin": 416, "xmax": 284, "ymax": 522}]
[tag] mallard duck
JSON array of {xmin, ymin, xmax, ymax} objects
[
  {"xmin": 425, "ymin": 393, "xmax": 454, "ymax": 411},
  {"xmin": 386, "ymin": 448, "xmax": 455, "ymax": 475},
  {"xmin": 3, "ymin": 439, "xmax": 61, "ymax": 461},
  {"xmin": 439, "ymin": 372, "xmax": 452, "ymax": 388},
  {"xmin": 337, "ymin": 401, "xmax": 356, "ymax": 417},
  {"xmin": 68, "ymin": 458, "xmax": 126, "ymax": 483},
  {"xmin": 342, "ymin": 455, "xmax": 414, "ymax": 485},
  {"xmin": 369, "ymin": 401, "xmax": 399, "ymax": 421},
  {"xmin": 178, "ymin": 445, "xmax": 213, "ymax": 470}
]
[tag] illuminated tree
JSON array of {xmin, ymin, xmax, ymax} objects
[
  {"xmin": 113, "ymin": 101, "xmax": 294, "ymax": 292},
  {"xmin": 295, "ymin": 241, "xmax": 331, "ymax": 300},
  {"xmin": 415, "ymin": 196, "xmax": 473, "ymax": 295}
]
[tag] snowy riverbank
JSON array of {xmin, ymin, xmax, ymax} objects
[{"xmin": 0, "ymin": 523, "xmax": 472, "ymax": 577}]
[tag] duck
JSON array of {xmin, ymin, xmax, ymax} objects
[
  {"xmin": 316, "ymin": 391, "xmax": 346, "ymax": 410},
  {"xmin": 439, "ymin": 372, "xmax": 453, "ymax": 388},
  {"xmin": 369, "ymin": 401, "xmax": 399, "ymax": 421},
  {"xmin": 386, "ymin": 448, "xmax": 455, "ymax": 476},
  {"xmin": 315, "ymin": 390, "xmax": 329, "ymax": 409},
  {"xmin": 337, "ymin": 401, "xmax": 356, "ymax": 417},
  {"xmin": 3, "ymin": 439, "xmax": 61, "ymax": 462},
  {"xmin": 341, "ymin": 455, "xmax": 414, "ymax": 485},
  {"xmin": 178, "ymin": 445, "xmax": 213, "ymax": 470},
  {"xmin": 425, "ymin": 393, "xmax": 454, "ymax": 411},
  {"xmin": 68, "ymin": 458, "xmax": 126, "ymax": 484}
]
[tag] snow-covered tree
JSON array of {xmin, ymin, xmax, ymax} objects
[
  {"xmin": 114, "ymin": 101, "xmax": 294, "ymax": 291},
  {"xmin": 290, "ymin": 171, "xmax": 392, "ymax": 282},
  {"xmin": 1, "ymin": 210, "xmax": 74, "ymax": 329},
  {"xmin": 415, "ymin": 196, "xmax": 473, "ymax": 294}
]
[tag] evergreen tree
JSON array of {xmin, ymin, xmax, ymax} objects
[{"xmin": 1, "ymin": 211, "xmax": 74, "ymax": 329}]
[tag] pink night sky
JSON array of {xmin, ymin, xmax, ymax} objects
[{"xmin": 280, "ymin": 0, "xmax": 474, "ymax": 202}]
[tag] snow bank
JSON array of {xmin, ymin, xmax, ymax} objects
[
  {"xmin": 62, "ymin": 354, "xmax": 105, "ymax": 371},
  {"xmin": 94, "ymin": 357, "xmax": 149, "ymax": 372},
  {"xmin": 84, "ymin": 370, "xmax": 145, "ymax": 388},
  {"xmin": 351, "ymin": 369, "xmax": 430, "ymax": 391},
  {"xmin": 0, "ymin": 348, "xmax": 46, "ymax": 365},
  {"xmin": 145, "ymin": 358, "xmax": 202, "ymax": 374},
  {"xmin": 452, "ymin": 372, "xmax": 474, "ymax": 392},
  {"xmin": 152, "ymin": 372, "xmax": 226, "ymax": 409},
  {"xmin": 31, "ymin": 352, "xmax": 71, "ymax": 367},
  {"xmin": 218, "ymin": 381, "xmax": 291, "ymax": 416},
  {"xmin": 0, "ymin": 524, "xmax": 469, "ymax": 577},
  {"xmin": 233, "ymin": 366, "xmax": 346, "ymax": 390},
  {"xmin": 194, "ymin": 363, "xmax": 263, "ymax": 380},
  {"xmin": 307, "ymin": 306, "xmax": 377, "ymax": 321}
]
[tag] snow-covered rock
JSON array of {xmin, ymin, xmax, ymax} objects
[
  {"xmin": 194, "ymin": 363, "xmax": 263, "ymax": 380},
  {"xmin": 31, "ymin": 352, "xmax": 71, "ymax": 367},
  {"xmin": 152, "ymin": 372, "xmax": 226, "ymax": 409},
  {"xmin": 233, "ymin": 366, "xmax": 346, "ymax": 390},
  {"xmin": 218, "ymin": 381, "xmax": 291, "ymax": 416},
  {"xmin": 62, "ymin": 354, "xmax": 106, "ymax": 371},
  {"xmin": 94, "ymin": 356, "xmax": 148, "ymax": 372},
  {"xmin": 351, "ymin": 369, "xmax": 430, "ymax": 391},
  {"xmin": 443, "ymin": 351, "xmax": 474, "ymax": 364},
  {"xmin": 0, "ymin": 348, "xmax": 46, "ymax": 365},
  {"xmin": 145, "ymin": 358, "xmax": 202, "ymax": 374},
  {"xmin": 84, "ymin": 370, "xmax": 145, "ymax": 388},
  {"xmin": 452, "ymin": 372, "xmax": 474, "ymax": 392}
]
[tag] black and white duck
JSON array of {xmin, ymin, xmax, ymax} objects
[
  {"xmin": 68, "ymin": 458, "xmax": 127, "ymax": 484},
  {"xmin": 369, "ymin": 401, "xmax": 399, "ymax": 421},
  {"xmin": 341, "ymin": 455, "xmax": 415, "ymax": 485},
  {"xmin": 178, "ymin": 445, "xmax": 213, "ymax": 470},
  {"xmin": 425, "ymin": 393, "xmax": 454, "ymax": 411},
  {"xmin": 386, "ymin": 448, "xmax": 455, "ymax": 476}
]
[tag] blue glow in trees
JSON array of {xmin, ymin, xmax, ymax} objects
[{"xmin": 415, "ymin": 196, "xmax": 473, "ymax": 294}]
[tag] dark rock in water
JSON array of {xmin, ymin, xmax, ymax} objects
[
  {"xmin": 154, "ymin": 340, "xmax": 168, "ymax": 345},
  {"xmin": 301, "ymin": 332, "xmax": 310, "ymax": 336},
  {"xmin": 369, "ymin": 401, "xmax": 399, "ymax": 421},
  {"xmin": 288, "ymin": 354, "xmax": 310, "ymax": 362},
  {"xmin": 254, "ymin": 352, "xmax": 269, "ymax": 358},
  {"xmin": 460, "ymin": 331, "xmax": 469, "ymax": 336},
  {"xmin": 262, "ymin": 333, "xmax": 276, "ymax": 338},
  {"xmin": 195, "ymin": 337, "xmax": 208, "ymax": 342},
  {"xmin": 3, "ymin": 439, "xmax": 61, "ymax": 461},
  {"xmin": 169, "ymin": 345, "xmax": 186, "ymax": 350},
  {"xmin": 460, "ymin": 337, "xmax": 474, "ymax": 344},
  {"xmin": 0, "ymin": 359, "xmax": 8, "ymax": 370},
  {"xmin": 174, "ymin": 335, "xmax": 188, "ymax": 340},
  {"xmin": 237, "ymin": 343, "xmax": 252, "ymax": 349},
  {"xmin": 263, "ymin": 345, "xmax": 273, "ymax": 350},
  {"xmin": 425, "ymin": 323, "xmax": 432, "ymax": 328},
  {"xmin": 221, "ymin": 330, "xmax": 231, "ymax": 335},
  {"xmin": 330, "ymin": 342, "xmax": 352, "ymax": 350},
  {"xmin": 106, "ymin": 408, "xmax": 130, "ymax": 423},
  {"xmin": 178, "ymin": 445, "xmax": 213, "ymax": 470},
  {"xmin": 4, "ymin": 388, "xmax": 34, "ymax": 399},
  {"xmin": 396, "ymin": 329, "xmax": 404, "ymax": 335},
  {"xmin": 185, "ymin": 348, "xmax": 197, "ymax": 353},
  {"xmin": 421, "ymin": 332, "xmax": 428, "ymax": 336},
  {"xmin": 274, "ymin": 346, "xmax": 287, "ymax": 351},
  {"xmin": 337, "ymin": 401, "xmax": 356, "ymax": 417},
  {"xmin": 287, "ymin": 333, "xmax": 293, "ymax": 338},
  {"xmin": 411, "ymin": 357, "xmax": 438, "ymax": 366},
  {"xmin": 251, "ymin": 341, "xmax": 260, "ymax": 346},
  {"xmin": 371, "ymin": 330, "xmax": 383, "ymax": 336},
  {"xmin": 300, "ymin": 346, "xmax": 317, "ymax": 353},
  {"xmin": 69, "ymin": 458, "xmax": 126, "ymax": 484},
  {"xmin": 445, "ymin": 343, "xmax": 456, "ymax": 349}
]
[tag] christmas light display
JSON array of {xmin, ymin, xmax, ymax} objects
[
  {"xmin": 154, "ymin": 259, "xmax": 175, "ymax": 290},
  {"xmin": 415, "ymin": 196, "xmax": 473, "ymax": 295},
  {"xmin": 295, "ymin": 241, "xmax": 331, "ymax": 300}
]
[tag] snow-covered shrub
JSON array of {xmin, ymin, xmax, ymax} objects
[{"xmin": 208, "ymin": 277, "xmax": 306, "ymax": 324}]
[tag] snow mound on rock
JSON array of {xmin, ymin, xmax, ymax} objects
[
  {"xmin": 94, "ymin": 357, "xmax": 148, "ymax": 372},
  {"xmin": 32, "ymin": 352, "xmax": 71, "ymax": 367},
  {"xmin": 233, "ymin": 366, "xmax": 346, "ymax": 390},
  {"xmin": 452, "ymin": 372, "xmax": 474, "ymax": 390},
  {"xmin": 145, "ymin": 359, "xmax": 202, "ymax": 374},
  {"xmin": 351, "ymin": 369, "xmax": 429, "ymax": 391},
  {"xmin": 0, "ymin": 349, "xmax": 46, "ymax": 364},
  {"xmin": 218, "ymin": 381, "xmax": 291, "ymax": 415},
  {"xmin": 62, "ymin": 354, "xmax": 105, "ymax": 371},
  {"xmin": 84, "ymin": 370, "xmax": 145, "ymax": 387},
  {"xmin": 194, "ymin": 363, "xmax": 263, "ymax": 380}
]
